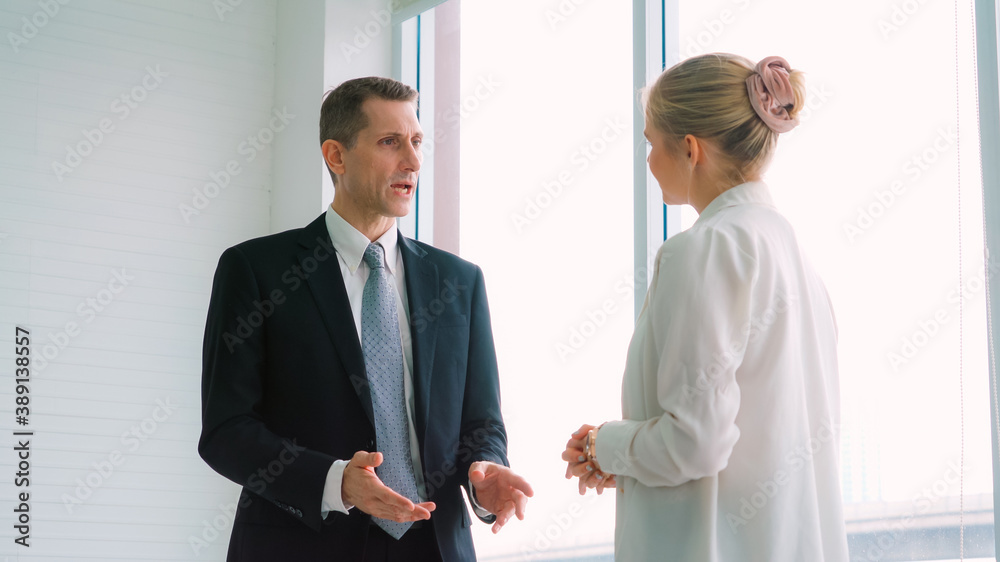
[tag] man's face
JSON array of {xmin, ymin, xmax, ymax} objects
[{"xmin": 337, "ymin": 99, "xmax": 423, "ymax": 220}]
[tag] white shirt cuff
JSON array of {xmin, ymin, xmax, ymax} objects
[
  {"xmin": 594, "ymin": 420, "xmax": 634, "ymax": 477},
  {"xmin": 321, "ymin": 459, "xmax": 353, "ymax": 518},
  {"xmin": 468, "ymin": 477, "xmax": 492, "ymax": 519}
]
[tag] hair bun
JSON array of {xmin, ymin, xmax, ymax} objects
[{"xmin": 745, "ymin": 56, "xmax": 799, "ymax": 133}]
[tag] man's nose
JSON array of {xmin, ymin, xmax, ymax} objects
[{"xmin": 401, "ymin": 142, "xmax": 421, "ymax": 172}]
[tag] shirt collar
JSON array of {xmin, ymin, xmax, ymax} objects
[
  {"xmin": 694, "ymin": 181, "xmax": 776, "ymax": 225},
  {"xmin": 324, "ymin": 206, "xmax": 400, "ymax": 275}
]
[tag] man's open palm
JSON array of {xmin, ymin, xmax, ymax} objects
[{"xmin": 468, "ymin": 461, "xmax": 534, "ymax": 533}]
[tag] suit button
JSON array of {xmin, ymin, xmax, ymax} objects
[
  {"xmin": 367, "ymin": 439, "xmax": 375, "ymax": 449},
  {"xmin": 296, "ymin": 509, "xmax": 303, "ymax": 517}
]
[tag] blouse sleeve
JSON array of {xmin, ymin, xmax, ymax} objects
[{"xmin": 595, "ymin": 226, "xmax": 758, "ymax": 487}]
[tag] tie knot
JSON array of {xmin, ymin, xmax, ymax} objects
[{"xmin": 363, "ymin": 243, "xmax": 386, "ymax": 270}]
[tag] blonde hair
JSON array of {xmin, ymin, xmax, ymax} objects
[{"xmin": 643, "ymin": 53, "xmax": 806, "ymax": 181}]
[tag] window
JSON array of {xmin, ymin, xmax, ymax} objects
[
  {"xmin": 397, "ymin": 0, "xmax": 997, "ymax": 559},
  {"xmin": 668, "ymin": 0, "xmax": 994, "ymax": 559},
  {"xmin": 400, "ymin": 1, "xmax": 634, "ymax": 558}
]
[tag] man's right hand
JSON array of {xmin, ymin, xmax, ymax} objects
[{"xmin": 341, "ymin": 451, "xmax": 436, "ymax": 522}]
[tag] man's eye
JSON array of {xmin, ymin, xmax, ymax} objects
[
  {"xmin": 380, "ymin": 138, "xmax": 396, "ymax": 146},
  {"xmin": 412, "ymin": 139, "xmax": 422, "ymax": 147}
]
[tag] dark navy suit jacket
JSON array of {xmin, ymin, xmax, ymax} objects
[{"xmin": 198, "ymin": 213, "xmax": 508, "ymax": 561}]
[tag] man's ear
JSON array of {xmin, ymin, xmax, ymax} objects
[{"xmin": 322, "ymin": 139, "xmax": 347, "ymax": 177}]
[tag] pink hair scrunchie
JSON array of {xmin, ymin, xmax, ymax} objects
[{"xmin": 745, "ymin": 56, "xmax": 799, "ymax": 133}]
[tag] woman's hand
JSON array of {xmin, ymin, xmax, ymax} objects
[{"xmin": 561, "ymin": 424, "xmax": 616, "ymax": 495}]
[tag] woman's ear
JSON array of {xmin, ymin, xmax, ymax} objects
[
  {"xmin": 322, "ymin": 139, "xmax": 347, "ymax": 176},
  {"xmin": 683, "ymin": 134, "xmax": 704, "ymax": 168}
]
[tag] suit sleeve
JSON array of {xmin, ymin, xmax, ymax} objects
[
  {"xmin": 458, "ymin": 266, "xmax": 509, "ymax": 523},
  {"xmin": 198, "ymin": 246, "xmax": 337, "ymax": 532}
]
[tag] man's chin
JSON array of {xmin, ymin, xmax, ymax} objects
[{"xmin": 386, "ymin": 200, "xmax": 415, "ymax": 219}]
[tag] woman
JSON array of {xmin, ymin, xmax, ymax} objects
[{"xmin": 562, "ymin": 54, "xmax": 849, "ymax": 561}]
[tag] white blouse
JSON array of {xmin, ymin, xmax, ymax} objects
[{"xmin": 595, "ymin": 182, "xmax": 849, "ymax": 561}]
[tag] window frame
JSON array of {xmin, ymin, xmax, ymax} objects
[
  {"xmin": 974, "ymin": 0, "xmax": 1000, "ymax": 556},
  {"xmin": 393, "ymin": 0, "xmax": 459, "ymax": 251}
]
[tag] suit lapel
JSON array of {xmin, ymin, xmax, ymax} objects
[
  {"xmin": 297, "ymin": 214, "xmax": 374, "ymax": 429},
  {"xmin": 399, "ymin": 233, "xmax": 438, "ymax": 445}
]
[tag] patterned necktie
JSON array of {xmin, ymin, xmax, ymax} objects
[{"xmin": 361, "ymin": 242, "xmax": 419, "ymax": 539}]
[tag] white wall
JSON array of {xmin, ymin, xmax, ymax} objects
[
  {"xmin": 322, "ymin": 0, "xmax": 395, "ymax": 208},
  {"xmin": 270, "ymin": 0, "xmax": 325, "ymax": 234},
  {"xmin": 267, "ymin": 0, "xmax": 398, "ymax": 231},
  {"xmin": 0, "ymin": 0, "xmax": 278, "ymax": 559},
  {"xmin": 0, "ymin": 0, "xmax": 397, "ymax": 558},
  {"xmin": 271, "ymin": 0, "xmax": 399, "ymax": 232}
]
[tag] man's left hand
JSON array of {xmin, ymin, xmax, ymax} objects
[{"xmin": 469, "ymin": 461, "xmax": 534, "ymax": 534}]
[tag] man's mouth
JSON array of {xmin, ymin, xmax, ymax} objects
[{"xmin": 391, "ymin": 182, "xmax": 414, "ymax": 195}]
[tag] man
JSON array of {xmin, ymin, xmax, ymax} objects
[{"xmin": 199, "ymin": 76, "xmax": 532, "ymax": 561}]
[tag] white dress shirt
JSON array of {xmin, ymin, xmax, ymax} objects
[
  {"xmin": 320, "ymin": 207, "xmax": 426, "ymax": 516},
  {"xmin": 594, "ymin": 182, "xmax": 849, "ymax": 561},
  {"xmin": 319, "ymin": 207, "xmax": 488, "ymax": 519}
]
